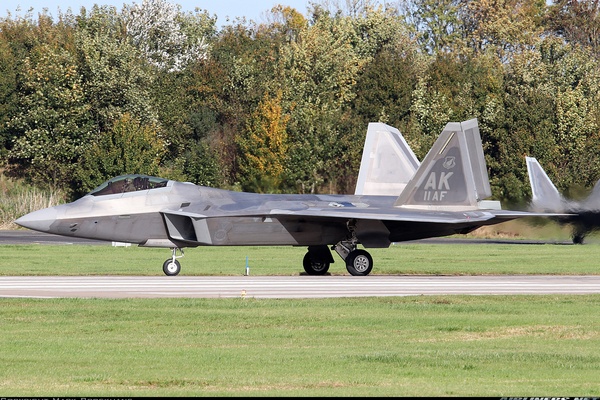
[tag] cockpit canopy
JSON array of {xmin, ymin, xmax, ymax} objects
[{"xmin": 88, "ymin": 174, "xmax": 169, "ymax": 196}]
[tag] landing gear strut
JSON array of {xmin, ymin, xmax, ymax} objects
[
  {"xmin": 333, "ymin": 239, "xmax": 374, "ymax": 276},
  {"xmin": 163, "ymin": 248, "xmax": 184, "ymax": 276},
  {"xmin": 332, "ymin": 219, "xmax": 374, "ymax": 276}
]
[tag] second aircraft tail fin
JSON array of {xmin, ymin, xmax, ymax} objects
[{"xmin": 525, "ymin": 157, "xmax": 565, "ymax": 212}]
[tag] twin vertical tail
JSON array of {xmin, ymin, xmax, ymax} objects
[
  {"xmin": 354, "ymin": 122, "xmax": 420, "ymax": 196},
  {"xmin": 525, "ymin": 157, "xmax": 565, "ymax": 212},
  {"xmin": 394, "ymin": 118, "xmax": 496, "ymax": 210}
]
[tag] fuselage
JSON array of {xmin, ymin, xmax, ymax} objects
[
  {"xmin": 15, "ymin": 176, "xmax": 390, "ymax": 247},
  {"xmin": 15, "ymin": 175, "xmax": 496, "ymax": 249}
]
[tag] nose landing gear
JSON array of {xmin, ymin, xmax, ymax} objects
[{"xmin": 163, "ymin": 247, "xmax": 184, "ymax": 276}]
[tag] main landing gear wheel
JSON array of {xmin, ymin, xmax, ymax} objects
[
  {"xmin": 572, "ymin": 231, "xmax": 586, "ymax": 244},
  {"xmin": 345, "ymin": 249, "xmax": 373, "ymax": 276},
  {"xmin": 163, "ymin": 259, "xmax": 181, "ymax": 276},
  {"xmin": 303, "ymin": 252, "xmax": 330, "ymax": 275},
  {"xmin": 572, "ymin": 235, "xmax": 585, "ymax": 244}
]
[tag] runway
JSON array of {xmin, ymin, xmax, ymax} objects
[
  {"xmin": 0, "ymin": 229, "xmax": 108, "ymax": 245},
  {"xmin": 1, "ymin": 275, "xmax": 600, "ymax": 299}
]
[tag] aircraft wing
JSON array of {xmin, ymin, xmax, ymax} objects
[
  {"xmin": 162, "ymin": 207, "xmax": 568, "ymax": 226},
  {"xmin": 160, "ymin": 206, "xmax": 573, "ymax": 250}
]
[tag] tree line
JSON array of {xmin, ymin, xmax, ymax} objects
[{"xmin": 1, "ymin": 0, "xmax": 600, "ymax": 206}]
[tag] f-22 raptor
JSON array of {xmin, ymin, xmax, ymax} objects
[{"xmin": 17, "ymin": 119, "xmax": 557, "ymax": 276}]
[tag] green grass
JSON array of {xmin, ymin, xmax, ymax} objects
[
  {"xmin": 1, "ymin": 295, "xmax": 599, "ymax": 396},
  {"xmin": 2, "ymin": 240, "xmax": 600, "ymax": 276}
]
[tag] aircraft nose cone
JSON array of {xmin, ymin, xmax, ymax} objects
[{"xmin": 15, "ymin": 207, "xmax": 59, "ymax": 233}]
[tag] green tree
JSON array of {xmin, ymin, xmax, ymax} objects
[
  {"xmin": 236, "ymin": 90, "xmax": 289, "ymax": 192},
  {"xmin": 0, "ymin": 35, "xmax": 18, "ymax": 159},
  {"xmin": 546, "ymin": 0, "xmax": 600, "ymax": 58},
  {"xmin": 400, "ymin": 0, "xmax": 462, "ymax": 54},
  {"xmin": 0, "ymin": 10, "xmax": 78, "ymax": 164},
  {"xmin": 75, "ymin": 5, "xmax": 156, "ymax": 133},
  {"xmin": 199, "ymin": 18, "xmax": 290, "ymax": 187},
  {"xmin": 486, "ymin": 38, "xmax": 600, "ymax": 204},
  {"xmin": 76, "ymin": 113, "xmax": 165, "ymax": 195},
  {"xmin": 541, "ymin": 39, "xmax": 600, "ymax": 192},
  {"xmin": 461, "ymin": 0, "xmax": 546, "ymax": 61},
  {"xmin": 279, "ymin": 10, "xmax": 367, "ymax": 193},
  {"xmin": 7, "ymin": 43, "xmax": 94, "ymax": 191}
]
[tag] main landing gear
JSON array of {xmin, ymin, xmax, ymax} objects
[
  {"xmin": 302, "ymin": 220, "xmax": 374, "ymax": 276},
  {"xmin": 163, "ymin": 247, "xmax": 184, "ymax": 276},
  {"xmin": 572, "ymin": 226, "xmax": 587, "ymax": 244},
  {"xmin": 303, "ymin": 243, "xmax": 374, "ymax": 276}
]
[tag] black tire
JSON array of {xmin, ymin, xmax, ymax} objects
[
  {"xmin": 572, "ymin": 234, "xmax": 585, "ymax": 244},
  {"xmin": 345, "ymin": 249, "xmax": 373, "ymax": 276},
  {"xmin": 163, "ymin": 259, "xmax": 181, "ymax": 276},
  {"xmin": 302, "ymin": 252, "xmax": 330, "ymax": 275}
]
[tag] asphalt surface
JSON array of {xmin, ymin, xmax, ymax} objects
[
  {"xmin": 1, "ymin": 275, "xmax": 599, "ymax": 299},
  {"xmin": 0, "ymin": 229, "xmax": 109, "ymax": 245}
]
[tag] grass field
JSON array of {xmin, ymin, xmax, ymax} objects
[
  {"xmin": 1, "ymin": 227, "xmax": 600, "ymax": 396},
  {"xmin": 1, "ymin": 239, "xmax": 600, "ymax": 276},
  {"xmin": 2, "ymin": 295, "xmax": 599, "ymax": 396}
]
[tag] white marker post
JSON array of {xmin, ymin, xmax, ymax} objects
[{"xmin": 245, "ymin": 256, "xmax": 250, "ymax": 276}]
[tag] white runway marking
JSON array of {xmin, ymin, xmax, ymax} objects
[{"xmin": 1, "ymin": 275, "xmax": 599, "ymax": 298}]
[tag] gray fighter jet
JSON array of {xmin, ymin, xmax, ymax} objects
[
  {"xmin": 526, "ymin": 156, "xmax": 600, "ymax": 243},
  {"xmin": 16, "ymin": 119, "xmax": 555, "ymax": 276}
]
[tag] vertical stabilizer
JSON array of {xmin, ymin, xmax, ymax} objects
[
  {"xmin": 584, "ymin": 178, "xmax": 600, "ymax": 207},
  {"xmin": 394, "ymin": 122, "xmax": 480, "ymax": 209},
  {"xmin": 354, "ymin": 122, "xmax": 420, "ymax": 195},
  {"xmin": 461, "ymin": 118, "xmax": 492, "ymax": 200},
  {"xmin": 525, "ymin": 157, "xmax": 564, "ymax": 211}
]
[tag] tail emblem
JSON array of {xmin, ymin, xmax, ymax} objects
[{"xmin": 443, "ymin": 156, "xmax": 456, "ymax": 169}]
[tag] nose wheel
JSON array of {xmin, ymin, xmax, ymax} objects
[{"xmin": 163, "ymin": 248, "xmax": 184, "ymax": 276}]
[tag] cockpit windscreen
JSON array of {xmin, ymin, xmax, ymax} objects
[{"xmin": 88, "ymin": 175, "xmax": 169, "ymax": 196}]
